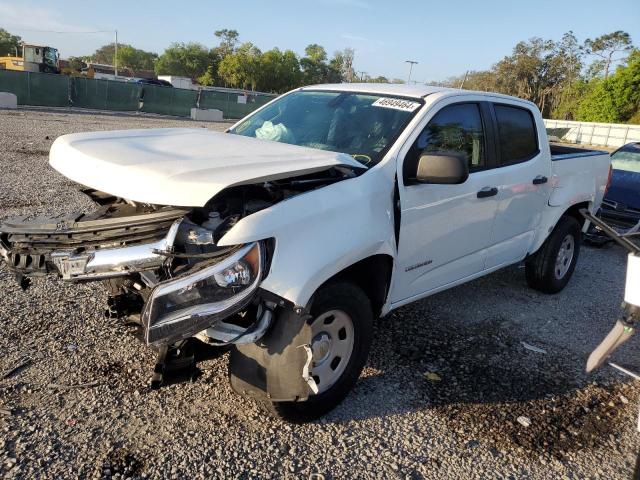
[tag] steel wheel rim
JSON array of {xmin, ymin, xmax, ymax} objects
[
  {"xmin": 554, "ymin": 234, "xmax": 575, "ymax": 279},
  {"xmin": 309, "ymin": 309, "xmax": 355, "ymax": 394}
]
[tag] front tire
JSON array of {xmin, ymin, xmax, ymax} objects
[
  {"xmin": 265, "ymin": 281, "xmax": 373, "ymax": 423},
  {"xmin": 525, "ymin": 215, "xmax": 581, "ymax": 293}
]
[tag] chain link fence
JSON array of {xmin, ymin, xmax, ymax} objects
[{"xmin": 0, "ymin": 70, "xmax": 276, "ymax": 119}]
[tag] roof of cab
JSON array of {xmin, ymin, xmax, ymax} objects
[
  {"xmin": 300, "ymin": 82, "xmax": 538, "ymax": 109},
  {"xmin": 300, "ymin": 83, "xmax": 454, "ymax": 99}
]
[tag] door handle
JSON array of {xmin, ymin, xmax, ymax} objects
[
  {"xmin": 477, "ymin": 187, "xmax": 498, "ymax": 198},
  {"xmin": 532, "ymin": 175, "xmax": 548, "ymax": 185}
]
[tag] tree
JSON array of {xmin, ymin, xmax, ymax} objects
[
  {"xmin": 328, "ymin": 48, "xmax": 355, "ymax": 83},
  {"xmin": 300, "ymin": 44, "xmax": 330, "ymax": 85},
  {"xmin": 584, "ymin": 31, "xmax": 633, "ymax": 78},
  {"xmin": 115, "ymin": 45, "xmax": 157, "ymax": 72},
  {"xmin": 87, "ymin": 43, "xmax": 117, "ymax": 65},
  {"xmin": 0, "ymin": 28, "xmax": 21, "ymax": 56},
  {"xmin": 577, "ymin": 49, "xmax": 640, "ymax": 123},
  {"xmin": 256, "ymin": 48, "xmax": 302, "ymax": 92},
  {"xmin": 214, "ymin": 29, "xmax": 239, "ymax": 57},
  {"xmin": 155, "ymin": 42, "xmax": 211, "ymax": 79},
  {"xmin": 217, "ymin": 42, "xmax": 262, "ymax": 90}
]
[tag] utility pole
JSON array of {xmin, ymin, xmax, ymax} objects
[
  {"xmin": 405, "ymin": 60, "xmax": 418, "ymax": 84},
  {"xmin": 114, "ymin": 29, "xmax": 118, "ymax": 77},
  {"xmin": 459, "ymin": 70, "xmax": 469, "ymax": 89}
]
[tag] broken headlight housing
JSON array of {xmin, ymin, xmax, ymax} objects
[{"xmin": 142, "ymin": 242, "xmax": 264, "ymax": 346}]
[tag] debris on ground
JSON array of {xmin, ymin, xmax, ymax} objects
[
  {"xmin": 424, "ymin": 371, "xmax": 442, "ymax": 381},
  {"xmin": 521, "ymin": 341, "xmax": 547, "ymax": 354},
  {"xmin": 517, "ymin": 416, "xmax": 532, "ymax": 428}
]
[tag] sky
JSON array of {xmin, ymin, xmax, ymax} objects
[{"xmin": 2, "ymin": 0, "xmax": 640, "ymax": 82}]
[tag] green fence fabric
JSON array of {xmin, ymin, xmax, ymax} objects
[
  {"xmin": 0, "ymin": 69, "xmax": 274, "ymax": 118},
  {"xmin": 0, "ymin": 70, "xmax": 68, "ymax": 107},
  {"xmin": 200, "ymin": 90, "xmax": 275, "ymax": 119},
  {"xmin": 71, "ymin": 78, "xmax": 141, "ymax": 111},
  {"xmin": 199, "ymin": 90, "xmax": 229, "ymax": 113},
  {"xmin": 140, "ymin": 85, "xmax": 198, "ymax": 117}
]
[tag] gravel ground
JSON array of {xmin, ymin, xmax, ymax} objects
[{"xmin": 0, "ymin": 108, "xmax": 639, "ymax": 479}]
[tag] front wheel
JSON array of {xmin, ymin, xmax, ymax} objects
[
  {"xmin": 525, "ymin": 215, "xmax": 581, "ymax": 293},
  {"xmin": 265, "ymin": 281, "xmax": 373, "ymax": 423}
]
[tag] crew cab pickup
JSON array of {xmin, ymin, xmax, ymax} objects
[{"xmin": 0, "ymin": 84, "xmax": 611, "ymax": 421}]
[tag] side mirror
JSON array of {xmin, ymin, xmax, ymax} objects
[{"xmin": 416, "ymin": 153, "xmax": 469, "ymax": 184}]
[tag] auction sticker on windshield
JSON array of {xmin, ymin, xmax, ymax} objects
[{"xmin": 372, "ymin": 97, "xmax": 421, "ymax": 112}]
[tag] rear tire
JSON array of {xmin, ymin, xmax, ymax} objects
[
  {"xmin": 264, "ymin": 281, "xmax": 373, "ymax": 423},
  {"xmin": 525, "ymin": 215, "xmax": 581, "ymax": 294}
]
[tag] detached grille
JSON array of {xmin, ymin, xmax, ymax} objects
[{"xmin": 0, "ymin": 206, "xmax": 187, "ymax": 276}]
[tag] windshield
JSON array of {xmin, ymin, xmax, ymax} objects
[
  {"xmin": 611, "ymin": 143, "xmax": 640, "ymax": 173},
  {"xmin": 229, "ymin": 90, "xmax": 422, "ymax": 166},
  {"xmin": 44, "ymin": 48, "xmax": 57, "ymax": 66}
]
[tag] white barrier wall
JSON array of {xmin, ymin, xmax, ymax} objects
[{"xmin": 544, "ymin": 119, "xmax": 640, "ymax": 148}]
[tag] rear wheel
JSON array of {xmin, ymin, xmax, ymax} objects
[
  {"xmin": 525, "ymin": 215, "xmax": 581, "ymax": 293},
  {"xmin": 265, "ymin": 281, "xmax": 373, "ymax": 423}
]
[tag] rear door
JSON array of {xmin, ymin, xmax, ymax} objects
[
  {"xmin": 391, "ymin": 98, "xmax": 502, "ymax": 303},
  {"xmin": 484, "ymin": 102, "xmax": 551, "ymax": 269}
]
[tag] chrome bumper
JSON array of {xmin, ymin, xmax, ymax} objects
[{"xmin": 49, "ymin": 221, "xmax": 181, "ymax": 281}]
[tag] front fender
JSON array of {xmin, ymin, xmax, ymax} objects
[{"xmin": 217, "ymin": 168, "xmax": 397, "ymax": 308}]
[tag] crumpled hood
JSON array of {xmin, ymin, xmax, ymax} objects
[{"xmin": 49, "ymin": 128, "xmax": 363, "ymax": 207}]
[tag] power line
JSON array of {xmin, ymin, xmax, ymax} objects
[{"xmin": 12, "ymin": 28, "xmax": 114, "ymax": 34}]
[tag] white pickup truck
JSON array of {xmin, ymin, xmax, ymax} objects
[{"xmin": 0, "ymin": 84, "xmax": 611, "ymax": 422}]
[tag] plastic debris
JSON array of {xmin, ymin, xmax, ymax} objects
[
  {"xmin": 517, "ymin": 416, "xmax": 532, "ymax": 427},
  {"xmin": 521, "ymin": 341, "xmax": 547, "ymax": 354},
  {"xmin": 424, "ymin": 371, "xmax": 442, "ymax": 381}
]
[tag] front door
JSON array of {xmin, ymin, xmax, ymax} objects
[{"xmin": 391, "ymin": 100, "xmax": 501, "ymax": 304}]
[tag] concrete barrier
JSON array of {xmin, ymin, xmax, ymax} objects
[
  {"xmin": 0, "ymin": 92, "xmax": 17, "ymax": 109},
  {"xmin": 191, "ymin": 108, "xmax": 223, "ymax": 122},
  {"xmin": 544, "ymin": 119, "xmax": 640, "ymax": 148}
]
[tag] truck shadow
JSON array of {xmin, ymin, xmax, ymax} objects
[{"xmin": 324, "ymin": 259, "xmax": 637, "ymax": 460}]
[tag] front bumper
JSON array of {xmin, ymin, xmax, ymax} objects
[
  {"xmin": 0, "ymin": 207, "xmax": 186, "ymax": 280},
  {"xmin": 0, "ymin": 210, "xmax": 272, "ymax": 347}
]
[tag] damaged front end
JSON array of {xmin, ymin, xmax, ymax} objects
[{"xmin": 0, "ymin": 188, "xmax": 280, "ymax": 348}]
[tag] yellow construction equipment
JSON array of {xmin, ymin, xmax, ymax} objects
[{"xmin": 0, "ymin": 44, "xmax": 60, "ymax": 74}]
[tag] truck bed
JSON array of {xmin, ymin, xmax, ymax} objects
[{"xmin": 550, "ymin": 143, "xmax": 609, "ymax": 161}]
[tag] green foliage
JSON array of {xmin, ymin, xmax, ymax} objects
[
  {"xmin": 257, "ymin": 48, "xmax": 302, "ymax": 92},
  {"xmin": 584, "ymin": 31, "xmax": 633, "ymax": 78},
  {"xmin": 300, "ymin": 44, "xmax": 329, "ymax": 85},
  {"xmin": 0, "ymin": 28, "xmax": 21, "ymax": 56},
  {"xmin": 116, "ymin": 45, "xmax": 157, "ymax": 72},
  {"xmin": 214, "ymin": 29, "xmax": 239, "ymax": 57},
  {"xmin": 67, "ymin": 56, "xmax": 87, "ymax": 71},
  {"xmin": 438, "ymin": 30, "xmax": 639, "ymax": 124},
  {"xmin": 576, "ymin": 49, "xmax": 640, "ymax": 123},
  {"xmin": 217, "ymin": 42, "xmax": 262, "ymax": 90},
  {"xmin": 551, "ymin": 80, "xmax": 587, "ymax": 120},
  {"xmin": 87, "ymin": 43, "xmax": 117, "ymax": 65},
  {"xmin": 155, "ymin": 42, "xmax": 211, "ymax": 79}
]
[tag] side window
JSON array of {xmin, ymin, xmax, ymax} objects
[
  {"xmin": 404, "ymin": 103, "xmax": 486, "ymax": 182},
  {"xmin": 494, "ymin": 105, "xmax": 539, "ymax": 164}
]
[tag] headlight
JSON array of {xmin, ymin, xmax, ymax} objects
[{"xmin": 143, "ymin": 242, "xmax": 263, "ymax": 346}]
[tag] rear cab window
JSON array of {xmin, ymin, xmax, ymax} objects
[{"xmin": 493, "ymin": 104, "xmax": 539, "ymax": 165}]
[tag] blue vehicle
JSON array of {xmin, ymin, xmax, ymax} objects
[{"xmin": 600, "ymin": 142, "xmax": 640, "ymax": 227}]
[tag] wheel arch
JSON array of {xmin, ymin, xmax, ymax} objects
[
  {"xmin": 561, "ymin": 201, "xmax": 591, "ymax": 230},
  {"xmin": 530, "ymin": 200, "xmax": 592, "ymax": 256},
  {"xmin": 316, "ymin": 254, "xmax": 393, "ymax": 318}
]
